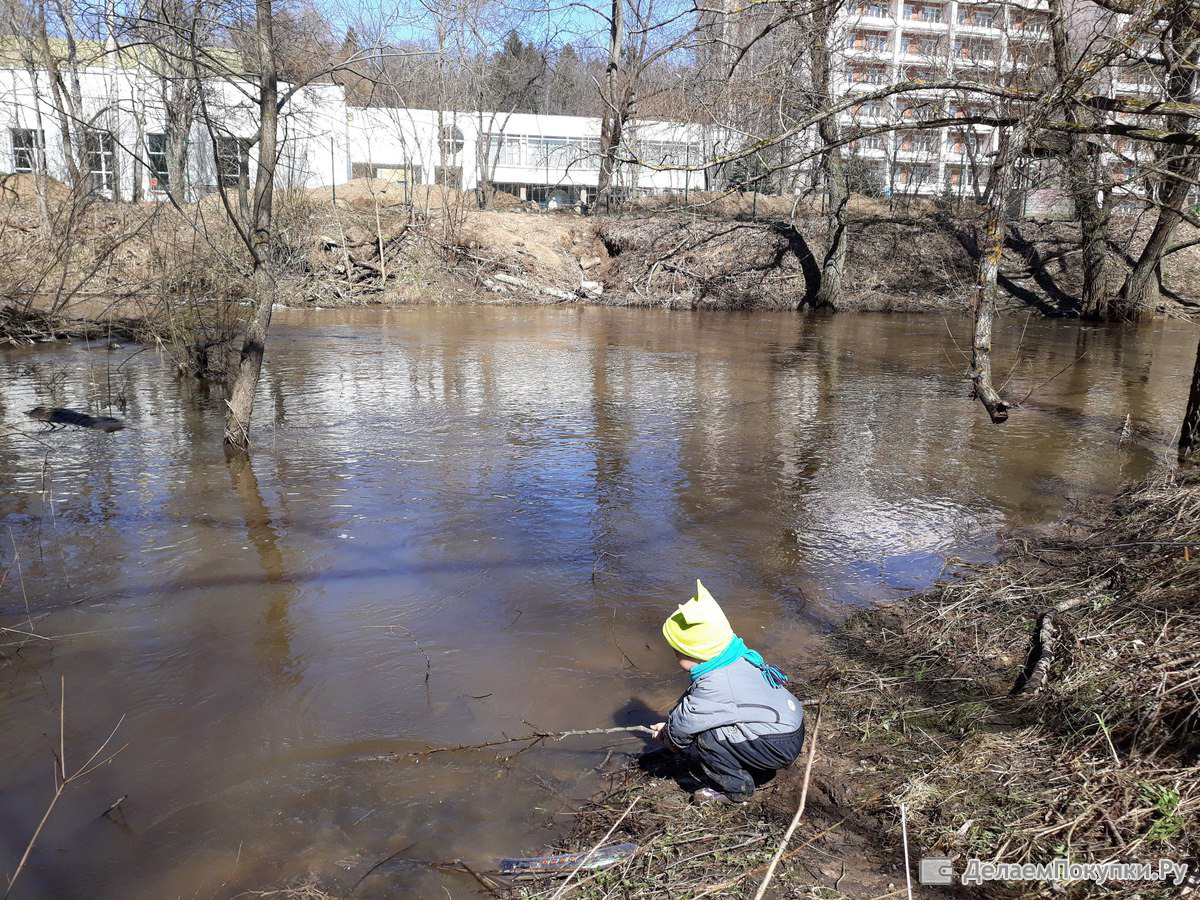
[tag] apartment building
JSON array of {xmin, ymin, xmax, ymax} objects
[{"xmin": 840, "ymin": 0, "xmax": 1055, "ymax": 199}]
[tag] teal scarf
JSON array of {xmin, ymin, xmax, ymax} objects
[{"xmin": 690, "ymin": 635, "xmax": 788, "ymax": 687}]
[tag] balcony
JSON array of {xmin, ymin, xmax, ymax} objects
[
  {"xmin": 845, "ymin": 31, "xmax": 892, "ymax": 58},
  {"xmin": 955, "ymin": 5, "xmax": 1000, "ymax": 32},
  {"xmin": 847, "ymin": 0, "xmax": 894, "ymax": 23},
  {"xmin": 902, "ymin": 3, "xmax": 947, "ymax": 27},
  {"xmin": 895, "ymin": 139, "xmax": 942, "ymax": 159},
  {"xmin": 900, "ymin": 36, "xmax": 945, "ymax": 62},
  {"xmin": 848, "ymin": 100, "xmax": 891, "ymax": 121},
  {"xmin": 845, "ymin": 66, "xmax": 893, "ymax": 89}
]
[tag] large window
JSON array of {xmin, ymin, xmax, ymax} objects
[
  {"xmin": 215, "ymin": 136, "xmax": 250, "ymax": 189},
  {"xmin": 85, "ymin": 129, "xmax": 116, "ymax": 194},
  {"xmin": 11, "ymin": 128, "xmax": 45, "ymax": 173},
  {"xmin": 146, "ymin": 133, "xmax": 170, "ymax": 191},
  {"xmin": 483, "ymin": 134, "xmax": 524, "ymax": 166}
]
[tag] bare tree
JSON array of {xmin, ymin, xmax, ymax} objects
[
  {"xmin": 220, "ymin": 0, "xmax": 280, "ymax": 451},
  {"xmin": 1115, "ymin": 1, "xmax": 1200, "ymax": 319}
]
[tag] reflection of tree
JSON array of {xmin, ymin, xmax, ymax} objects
[
  {"xmin": 227, "ymin": 453, "xmax": 298, "ymax": 686},
  {"xmin": 588, "ymin": 318, "xmax": 631, "ymax": 520}
]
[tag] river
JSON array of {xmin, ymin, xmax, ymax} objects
[{"xmin": 0, "ymin": 307, "xmax": 1192, "ymax": 897}]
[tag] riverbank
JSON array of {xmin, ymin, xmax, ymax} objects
[
  {"xmin": 516, "ymin": 471, "xmax": 1199, "ymax": 898},
  {"xmin": 3, "ymin": 175, "xmax": 1198, "ymax": 353}
]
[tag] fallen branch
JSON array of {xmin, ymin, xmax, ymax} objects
[
  {"xmin": 407, "ymin": 725, "xmax": 655, "ymax": 758},
  {"xmin": 1017, "ymin": 610, "xmax": 1058, "ymax": 695}
]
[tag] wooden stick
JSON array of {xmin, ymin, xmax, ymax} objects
[
  {"xmin": 752, "ymin": 702, "xmax": 823, "ymax": 900},
  {"xmin": 407, "ymin": 725, "xmax": 655, "ymax": 758}
]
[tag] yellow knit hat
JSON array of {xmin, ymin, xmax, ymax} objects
[{"xmin": 662, "ymin": 580, "xmax": 734, "ymax": 661}]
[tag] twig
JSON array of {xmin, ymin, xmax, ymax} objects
[
  {"xmin": 753, "ymin": 702, "xmax": 823, "ymax": 900},
  {"xmin": 1013, "ymin": 350, "xmax": 1089, "ymax": 407},
  {"xmin": 5, "ymin": 677, "xmax": 128, "ymax": 899},
  {"xmin": 366, "ymin": 624, "xmax": 432, "ymax": 684},
  {"xmin": 550, "ymin": 794, "xmax": 640, "ymax": 899},
  {"xmin": 901, "ymin": 803, "xmax": 913, "ymax": 900},
  {"xmin": 349, "ymin": 840, "xmax": 419, "ymax": 895}
]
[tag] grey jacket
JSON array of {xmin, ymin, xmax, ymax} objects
[{"xmin": 664, "ymin": 657, "xmax": 804, "ymax": 748}]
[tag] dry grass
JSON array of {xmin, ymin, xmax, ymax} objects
[{"xmin": 828, "ymin": 470, "xmax": 1199, "ymax": 883}]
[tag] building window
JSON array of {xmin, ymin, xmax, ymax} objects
[
  {"xmin": 485, "ymin": 133, "xmax": 525, "ymax": 166},
  {"xmin": 958, "ymin": 7, "xmax": 995, "ymax": 27},
  {"xmin": 907, "ymin": 36, "xmax": 939, "ymax": 56},
  {"xmin": 898, "ymin": 133, "xmax": 938, "ymax": 153},
  {"xmin": 215, "ymin": 136, "xmax": 250, "ymax": 189},
  {"xmin": 951, "ymin": 132, "xmax": 981, "ymax": 154},
  {"xmin": 146, "ymin": 133, "xmax": 169, "ymax": 191},
  {"xmin": 11, "ymin": 128, "xmax": 45, "ymax": 173},
  {"xmin": 853, "ymin": 100, "xmax": 887, "ymax": 118},
  {"xmin": 849, "ymin": 66, "xmax": 889, "ymax": 85},
  {"xmin": 904, "ymin": 3, "xmax": 943, "ymax": 22},
  {"xmin": 85, "ymin": 129, "xmax": 116, "ymax": 194},
  {"xmin": 848, "ymin": 31, "xmax": 889, "ymax": 52},
  {"xmin": 855, "ymin": 135, "xmax": 889, "ymax": 152},
  {"xmin": 440, "ymin": 124, "xmax": 464, "ymax": 160},
  {"xmin": 855, "ymin": 0, "xmax": 888, "ymax": 16}
]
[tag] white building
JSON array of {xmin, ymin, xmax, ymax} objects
[
  {"xmin": 0, "ymin": 48, "xmax": 349, "ymax": 202},
  {"xmin": 0, "ymin": 45, "xmax": 703, "ymax": 208},
  {"xmin": 346, "ymin": 108, "xmax": 703, "ymax": 206}
]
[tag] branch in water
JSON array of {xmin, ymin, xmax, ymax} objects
[{"xmin": 407, "ymin": 725, "xmax": 656, "ymax": 758}]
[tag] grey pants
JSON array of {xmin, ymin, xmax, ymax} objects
[{"xmin": 691, "ymin": 724, "xmax": 805, "ymax": 800}]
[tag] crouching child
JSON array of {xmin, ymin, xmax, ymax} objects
[{"xmin": 651, "ymin": 581, "xmax": 804, "ymax": 803}]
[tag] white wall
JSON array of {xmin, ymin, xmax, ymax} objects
[{"xmin": 346, "ymin": 106, "xmax": 706, "ymax": 195}]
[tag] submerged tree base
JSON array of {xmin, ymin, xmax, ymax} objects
[{"xmin": 517, "ymin": 472, "xmax": 1198, "ymax": 897}]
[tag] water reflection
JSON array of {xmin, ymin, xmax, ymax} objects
[{"xmin": 0, "ymin": 308, "xmax": 1192, "ymax": 897}]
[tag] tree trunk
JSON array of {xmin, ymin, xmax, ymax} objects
[
  {"xmin": 810, "ymin": 2, "xmax": 847, "ymax": 309},
  {"xmin": 165, "ymin": 106, "xmax": 191, "ymax": 204},
  {"xmin": 1077, "ymin": 168, "xmax": 1113, "ymax": 319},
  {"xmin": 1116, "ymin": 154, "xmax": 1200, "ymax": 319},
  {"xmin": 972, "ymin": 133, "xmax": 1017, "ymax": 424},
  {"xmin": 1048, "ymin": 0, "xmax": 1113, "ymax": 320},
  {"xmin": 1181, "ymin": 336, "xmax": 1200, "ymax": 464},
  {"xmin": 596, "ymin": 0, "xmax": 624, "ymax": 211},
  {"xmin": 223, "ymin": 0, "xmax": 279, "ymax": 452},
  {"xmin": 816, "ymin": 141, "xmax": 847, "ymax": 309},
  {"xmin": 1115, "ymin": 2, "xmax": 1200, "ymax": 320}
]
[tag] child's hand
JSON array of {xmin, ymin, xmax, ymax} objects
[{"xmin": 651, "ymin": 722, "xmax": 676, "ymax": 751}]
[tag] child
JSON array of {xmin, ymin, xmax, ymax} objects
[{"xmin": 651, "ymin": 580, "xmax": 805, "ymax": 803}]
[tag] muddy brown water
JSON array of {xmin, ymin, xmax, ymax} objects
[{"xmin": 0, "ymin": 307, "xmax": 1194, "ymax": 897}]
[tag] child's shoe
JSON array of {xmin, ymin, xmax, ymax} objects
[{"xmin": 691, "ymin": 787, "xmax": 732, "ymax": 805}]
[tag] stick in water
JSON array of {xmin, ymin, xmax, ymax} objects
[
  {"xmin": 408, "ymin": 725, "xmax": 655, "ymax": 757},
  {"xmin": 753, "ymin": 702, "xmax": 822, "ymax": 900}
]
